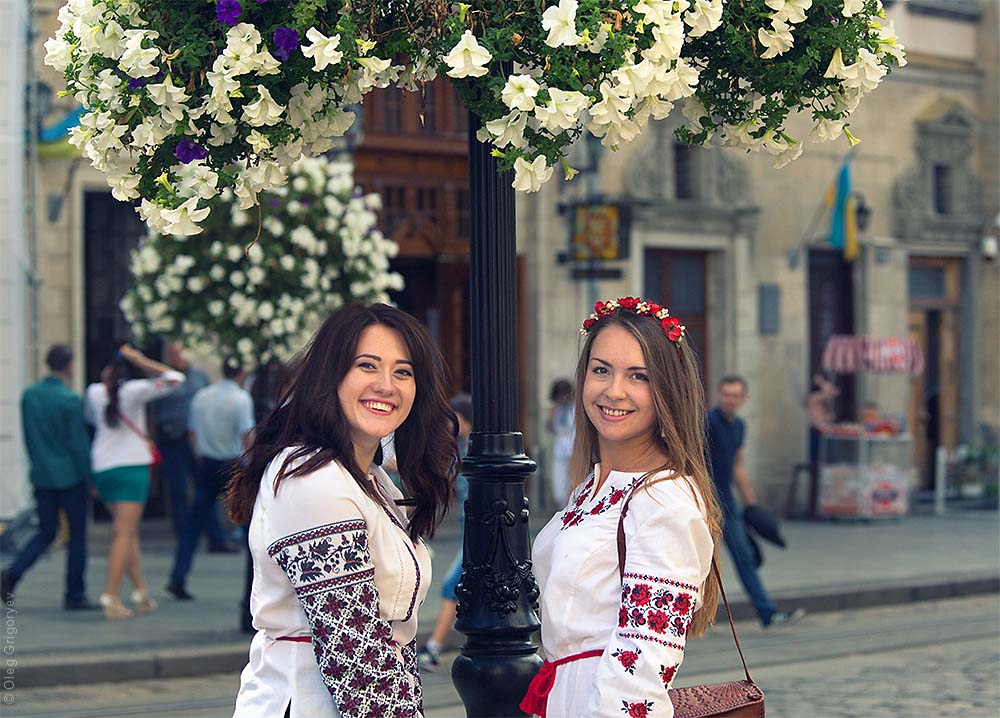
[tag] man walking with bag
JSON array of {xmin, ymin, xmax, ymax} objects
[{"xmin": 1, "ymin": 345, "xmax": 96, "ymax": 610}]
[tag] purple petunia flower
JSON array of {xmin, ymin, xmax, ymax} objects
[
  {"xmin": 128, "ymin": 77, "xmax": 146, "ymax": 90},
  {"xmin": 216, "ymin": 0, "xmax": 242, "ymax": 26},
  {"xmin": 272, "ymin": 26, "xmax": 299, "ymax": 61},
  {"xmin": 175, "ymin": 139, "xmax": 209, "ymax": 164}
]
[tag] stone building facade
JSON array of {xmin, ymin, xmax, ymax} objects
[{"xmin": 518, "ymin": 0, "xmax": 999, "ymax": 507}]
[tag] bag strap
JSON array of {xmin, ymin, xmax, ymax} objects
[
  {"xmin": 616, "ymin": 487, "xmax": 754, "ymax": 684},
  {"xmin": 116, "ymin": 410, "xmax": 154, "ymax": 446}
]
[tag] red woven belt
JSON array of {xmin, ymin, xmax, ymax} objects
[
  {"xmin": 276, "ymin": 635, "xmax": 311, "ymax": 643},
  {"xmin": 520, "ymin": 648, "xmax": 603, "ymax": 717}
]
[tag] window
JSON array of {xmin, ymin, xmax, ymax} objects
[
  {"xmin": 455, "ymin": 188, "xmax": 469, "ymax": 239},
  {"xmin": 932, "ymin": 164, "xmax": 952, "ymax": 215},
  {"xmin": 673, "ymin": 143, "xmax": 695, "ymax": 200},
  {"xmin": 416, "ymin": 187, "xmax": 439, "ymax": 225},
  {"xmin": 381, "ymin": 87, "xmax": 402, "ymax": 133},
  {"xmin": 382, "ymin": 185, "xmax": 407, "ymax": 235},
  {"xmin": 419, "ymin": 85, "xmax": 438, "ymax": 133},
  {"xmin": 908, "ymin": 266, "xmax": 946, "ymax": 301}
]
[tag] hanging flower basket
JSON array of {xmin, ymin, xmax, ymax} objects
[
  {"xmin": 121, "ymin": 155, "xmax": 403, "ymax": 364},
  {"xmin": 47, "ymin": 0, "xmax": 905, "ymax": 234}
]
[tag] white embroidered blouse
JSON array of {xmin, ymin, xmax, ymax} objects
[
  {"xmin": 233, "ymin": 448, "xmax": 431, "ymax": 718},
  {"xmin": 532, "ymin": 466, "xmax": 714, "ymax": 718}
]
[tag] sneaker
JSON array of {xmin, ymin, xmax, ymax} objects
[
  {"xmin": 166, "ymin": 583, "xmax": 195, "ymax": 601},
  {"xmin": 765, "ymin": 608, "xmax": 806, "ymax": 628},
  {"xmin": 416, "ymin": 645, "xmax": 441, "ymax": 672},
  {"xmin": 0, "ymin": 570, "xmax": 15, "ymax": 604}
]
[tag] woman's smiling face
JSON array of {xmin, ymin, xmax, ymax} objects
[
  {"xmin": 582, "ymin": 324, "xmax": 658, "ymax": 449},
  {"xmin": 337, "ymin": 324, "xmax": 416, "ymax": 460}
]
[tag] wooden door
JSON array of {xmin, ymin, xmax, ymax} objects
[
  {"xmin": 807, "ymin": 249, "xmax": 856, "ymax": 421},
  {"xmin": 907, "ymin": 257, "xmax": 962, "ymax": 489}
]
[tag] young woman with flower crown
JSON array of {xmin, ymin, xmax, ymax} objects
[{"xmin": 522, "ymin": 297, "xmax": 723, "ymax": 718}]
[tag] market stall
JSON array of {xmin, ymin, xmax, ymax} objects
[{"xmin": 814, "ymin": 335, "xmax": 924, "ymax": 520}]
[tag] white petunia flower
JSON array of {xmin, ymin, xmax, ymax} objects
[
  {"xmin": 765, "ymin": 0, "xmax": 812, "ymax": 25},
  {"xmin": 542, "ymin": 0, "xmax": 582, "ymax": 48},
  {"xmin": 643, "ymin": 18, "xmax": 685, "ymax": 63},
  {"xmin": 758, "ymin": 20, "xmax": 795, "ymax": 59},
  {"xmin": 242, "ymin": 86, "xmax": 285, "ymax": 126},
  {"xmin": 301, "ymin": 27, "xmax": 343, "ymax": 71},
  {"xmin": 534, "ymin": 89, "xmax": 589, "ymax": 133},
  {"xmin": 842, "ymin": 0, "xmax": 864, "ymax": 16},
  {"xmin": 207, "ymin": 300, "xmax": 225, "ymax": 318},
  {"xmin": 811, "ymin": 118, "xmax": 846, "ymax": 143},
  {"xmin": 501, "ymin": 75, "xmax": 541, "ymax": 112},
  {"xmin": 512, "ymin": 155, "xmax": 554, "ymax": 192},
  {"xmin": 484, "ymin": 111, "xmax": 528, "ymax": 149},
  {"xmin": 684, "ymin": 0, "xmax": 724, "ymax": 38},
  {"xmin": 118, "ymin": 29, "xmax": 160, "ymax": 78},
  {"xmin": 159, "ymin": 198, "xmax": 210, "ymax": 236},
  {"xmin": 444, "ymin": 30, "xmax": 493, "ymax": 78}
]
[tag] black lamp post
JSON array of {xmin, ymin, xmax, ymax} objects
[{"xmin": 450, "ymin": 107, "xmax": 543, "ymax": 715}]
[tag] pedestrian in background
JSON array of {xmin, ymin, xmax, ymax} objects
[
  {"xmin": 706, "ymin": 375, "xmax": 804, "ymax": 628},
  {"xmin": 1, "ymin": 345, "xmax": 96, "ymax": 610},
  {"xmin": 228, "ymin": 303, "xmax": 459, "ymax": 718},
  {"xmin": 153, "ymin": 342, "xmax": 234, "ymax": 554},
  {"xmin": 525, "ymin": 298, "xmax": 721, "ymax": 717},
  {"xmin": 167, "ymin": 356, "xmax": 255, "ymax": 600},
  {"xmin": 546, "ymin": 378, "xmax": 575, "ymax": 507},
  {"xmin": 85, "ymin": 344, "xmax": 183, "ymax": 619},
  {"xmin": 417, "ymin": 393, "xmax": 472, "ymax": 671}
]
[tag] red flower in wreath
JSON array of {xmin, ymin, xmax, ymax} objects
[
  {"xmin": 673, "ymin": 593, "xmax": 693, "ymax": 615},
  {"xmin": 618, "ymin": 296, "xmax": 640, "ymax": 309},
  {"xmin": 661, "ymin": 316, "xmax": 683, "ymax": 342},
  {"xmin": 582, "ymin": 317, "xmax": 597, "ymax": 331},
  {"xmin": 594, "ymin": 300, "xmax": 609, "ymax": 314},
  {"xmin": 659, "ymin": 663, "xmax": 678, "ymax": 687},
  {"xmin": 647, "ymin": 301, "xmax": 663, "ymax": 315},
  {"xmin": 630, "ymin": 583, "xmax": 653, "ymax": 606},
  {"xmin": 647, "ymin": 609, "xmax": 670, "ymax": 634}
]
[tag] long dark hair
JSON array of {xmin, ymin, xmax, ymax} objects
[
  {"xmin": 226, "ymin": 304, "xmax": 459, "ymax": 541},
  {"xmin": 103, "ymin": 344, "xmax": 145, "ymax": 428}
]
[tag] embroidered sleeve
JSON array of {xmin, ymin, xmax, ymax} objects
[
  {"xmin": 581, "ymin": 487, "xmax": 713, "ymax": 718},
  {"xmin": 268, "ymin": 519, "xmax": 418, "ymax": 718}
]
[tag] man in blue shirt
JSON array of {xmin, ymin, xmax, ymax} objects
[
  {"xmin": 153, "ymin": 343, "xmax": 233, "ymax": 553},
  {"xmin": 167, "ymin": 356, "xmax": 255, "ymax": 600},
  {"xmin": 706, "ymin": 375, "xmax": 803, "ymax": 628},
  {"xmin": 1, "ymin": 345, "xmax": 96, "ymax": 610}
]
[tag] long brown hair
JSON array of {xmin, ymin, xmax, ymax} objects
[
  {"xmin": 226, "ymin": 304, "xmax": 459, "ymax": 541},
  {"xmin": 568, "ymin": 309, "xmax": 722, "ymax": 637}
]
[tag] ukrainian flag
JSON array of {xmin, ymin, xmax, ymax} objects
[{"xmin": 826, "ymin": 153, "xmax": 859, "ymax": 262}]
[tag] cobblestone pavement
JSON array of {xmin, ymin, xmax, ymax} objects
[{"xmin": 3, "ymin": 595, "xmax": 997, "ymax": 717}]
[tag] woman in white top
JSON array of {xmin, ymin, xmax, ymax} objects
[
  {"xmin": 227, "ymin": 304, "xmax": 459, "ymax": 718},
  {"xmin": 84, "ymin": 345, "xmax": 184, "ymax": 619},
  {"xmin": 523, "ymin": 297, "xmax": 723, "ymax": 718}
]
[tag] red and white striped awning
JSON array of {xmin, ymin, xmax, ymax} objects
[{"xmin": 822, "ymin": 335, "xmax": 925, "ymax": 375}]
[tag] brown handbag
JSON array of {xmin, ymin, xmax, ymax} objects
[{"xmin": 618, "ymin": 492, "xmax": 765, "ymax": 718}]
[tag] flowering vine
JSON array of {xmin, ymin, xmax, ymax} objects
[{"xmin": 46, "ymin": 0, "xmax": 904, "ymax": 235}]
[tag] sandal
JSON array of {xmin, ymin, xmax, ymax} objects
[
  {"xmin": 131, "ymin": 588, "xmax": 158, "ymax": 614},
  {"xmin": 99, "ymin": 593, "xmax": 134, "ymax": 620}
]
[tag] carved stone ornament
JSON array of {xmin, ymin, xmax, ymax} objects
[{"xmin": 893, "ymin": 100, "xmax": 983, "ymax": 245}]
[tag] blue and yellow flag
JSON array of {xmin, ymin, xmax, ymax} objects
[{"xmin": 825, "ymin": 153, "xmax": 858, "ymax": 261}]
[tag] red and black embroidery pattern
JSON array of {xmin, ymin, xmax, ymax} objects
[
  {"xmin": 612, "ymin": 646, "xmax": 642, "ymax": 675},
  {"xmin": 620, "ymin": 698, "xmax": 655, "ymax": 717},
  {"xmin": 659, "ymin": 662, "xmax": 679, "ymax": 688},
  {"xmin": 271, "ymin": 520, "xmax": 418, "ymax": 718},
  {"xmin": 617, "ymin": 574, "xmax": 698, "ymax": 644},
  {"xmin": 559, "ymin": 476, "xmax": 637, "ymax": 531}
]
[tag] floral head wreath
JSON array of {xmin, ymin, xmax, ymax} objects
[{"xmin": 581, "ymin": 297, "xmax": 686, "ymax": 346}]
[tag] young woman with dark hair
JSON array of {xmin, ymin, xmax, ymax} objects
[
  {"xmin": 229, "ymin": 303, "xmax": 459, "ymax": 718},
  {"xmin": 84, "ymin": 344, "xmax": 184, "ymax": 619},
  {"xmin": 522, "ymin": 298, "xmax": 723, "ymax": 718}
]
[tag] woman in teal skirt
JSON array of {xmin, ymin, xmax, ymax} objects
[{"xmin": 85, "ymin": 345, "xmax": 184, "ymax": 619}]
